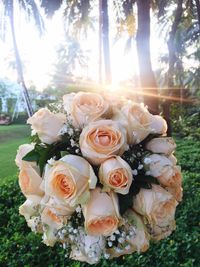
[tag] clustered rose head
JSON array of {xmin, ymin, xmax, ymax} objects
[{"xmin": 16, "ymin": 92, "xmax": 182, "ymax": 264}]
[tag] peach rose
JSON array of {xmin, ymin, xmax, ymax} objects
[
  {"xmin": 41, "ymin": 200, "xmax": 74, "ymax": 230},
  {"xmin": 79, "ymin": 120, "xmax": 127, "ymax": 165},
  {"xmin": 83, "ymin": 188, "xmax": 120, "ymax": 236},
  {"xmin": 15, "ymin": 144, "xmax": 35, "ymax": 168},
  {"xmin": 99, "ymin": 156, "xmax": 133, "ymax": 194},
  {"xmin": 63, "ymin": 92, "xmax": 109, "ymax": 128},
  {"xmin": 146, "ymin": 137, "xmax": 176, "ymax": 155},
  {"xmin": 19, "ymin": 164, "xmax": 44, "ymax": 202},
  {"xmin": 44, "ymin": 155, "xmax": 97, "ymax": 206},
  {"xmin": 27, "ymin": 108, "xmax": 66, "ymax": 144},
  {"xmin": 165, "ymin": 186, "xmax": 183, "ymax": 202},
  {"xmin": 133, "ymin": 184, "xmax": 178, "ymax": 240},
  {"xmin": 119, "ymin": 102, "xmax": 152, "ymax": 144},
  {"xmin": 157, "ymin": 165, "xmax": 182, "ymax": 188}
]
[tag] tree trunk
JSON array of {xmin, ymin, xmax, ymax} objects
[
  {"xmin": 101, "ymin": 0, "xmax": 112, "ymax": 84},
  {"xmin": 8, "ymin": 0, "xmax": 33, "ymax": 117},
  {"xmin": 165, "ymin": 0, "xmax": 183, "ymax": 136},
  {"xmin": 195, "ymin": 0, "xmax": 200, "ymax": 31},
  {"xmin": 99, "ymin": 0, "xmax": 103, "ymax": 84},
  {"xmin": 136, "ymin": 0, "xmax": 158, "ymax": 115}
]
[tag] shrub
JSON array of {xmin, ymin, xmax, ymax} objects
[{"xmin": 171, "ymin": 104, "xmax": 200, "ymax": 140}]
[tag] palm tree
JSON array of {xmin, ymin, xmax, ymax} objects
[
  {"xmin": 113, "ymin": 0, "xmax": 159, "ymax": 114},
  {"xmin": 136, "ymin": 0, "xmax": 158, "ymax": 114},
  {"xmin": 101, "ymin": 0, "xmax": 112, "ymax": 84},
  {"xmin": 1, "ymin": 0, "xmax": 44, "ymax": 117}
]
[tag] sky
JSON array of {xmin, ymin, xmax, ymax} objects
[{"xmin": 0, "ymin": 1, "xmax": 168, "ymax": 91}]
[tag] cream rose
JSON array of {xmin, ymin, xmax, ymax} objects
[
  {"xmin": 144, "ymin": 154, "xmax": 174, "ymax": 177},
  {"xmin": 15, "ymin": 144, "xmax": 35, "ymax": 168},
  {"xmin": 120, "ymin": 102, "xmax": 152, "ymax": 144},
  {"xmin": 70, "ymin": 230, "xmax": 105, "ymax": 264},
  {"xmin": 19, "ymin": 164, "xmax": 44, "ymax": 202},
  {"xmin": 83, "ymin": 188, "xmax": 120, "ymax": 236},
  {"xmin": 19, "ymin": 199, "xmax": 43, "ymax": 233},
  {"xmin": 144, "ymin": 154, "xmax": 182, "ymax": 188},
  {"xmin": 124, "ymin": 209, "xmax": 150, "ymax": 252},
  {"xmin": 133, "ymin": 184, "xmax": 178, "ymax": 240},
  {"xmin": 19, "ymin": 199, "xmax": 39, "ymax": 221},
  {"xmin": 149, "ymin": 115, "xmax": 168, "ymax": 135},
  {"xmin": 27, "ymin": 108, "xmax": 66, "ymax": 144},
  {"xmin": 146, "ymin": 137, "xmax": 176, "ymax": 155},
  {"xmin": 79, "ymin": 120, "xmax": 127, "ymax": 165},
  {"xmin": 63, "ymin": 92, "xmax": 109, "ymax": 128},
  {"xmin": 44, "ymin": 155, "xmax": 97, "ymax": 206},
  {"xmin": 99, "ymin": 156, "xmax": 133, "ymax": 194}
]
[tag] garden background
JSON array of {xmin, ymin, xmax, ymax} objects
[{"xmin": 0, "ymin": 0, "xmax": 200, "ymax": 266}]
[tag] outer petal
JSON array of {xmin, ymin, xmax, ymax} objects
[{"xmin": 15, "ymin": 144, "xmax": 35, "ymax": 168}]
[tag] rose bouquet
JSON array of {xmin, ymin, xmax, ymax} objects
[{"xmin": 16, "ymin": 91, "xmax": 183, "ymax": 264}]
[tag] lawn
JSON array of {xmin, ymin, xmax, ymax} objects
[{"xmin": 0, "ymin": 125, "xmax": 30, "ymax": 180}]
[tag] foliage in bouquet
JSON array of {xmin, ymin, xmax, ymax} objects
[{"xmin": 16, "ymin": 91, "xmax": 183, "ymax": 264}]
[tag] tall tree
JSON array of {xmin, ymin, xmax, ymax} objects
[
  {"xmin": 101, "ymin": 0, "xmax": 112, "ymax": 84},
  {"xmin": 113, "ymin": 0, "xmax": 158, "ymax": 113},
  {"xmin": 161, "ymin": 0, "xmax": 183, "ymax": 135},
  {"xmin": 1, "ymin": 0, "xmax": 44, "ymax": 117},
  {"xmin": 136, "ymin": 0, "xmax": 158, "ymax": 114}
]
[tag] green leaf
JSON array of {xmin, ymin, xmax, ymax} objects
[
  {"xmin": 134, "ymin": 175, "xmax": 159, "ymax": 184},
  {"xmin": 22, "ymin": 149, "xmax": 39, "ymax": 162},
  {"xmin": 29, "ymin": 134, "xmax": 41, "ymax": 144},
  {"xmin": 118, "ymin": 183, "xmax": 140, "ymax": 215}
]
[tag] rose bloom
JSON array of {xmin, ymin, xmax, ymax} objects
[
  {"xmin": 63, "ymin": 92, "xmax": 109, "ymax": 128},
  {"xmin": 41, "ymin": 202, "xmax": 74, "ymax": 230},
  {"xmin": 133, "ymin": 184, "xmax": 178, "ymax": 240},
  {"xmin": 149, "ymin": 115, "xmax": 168, "ymax": 135},
  {"xmin": 19, "ymin": 164, "xmax": 44, "ymax": 202},
  {"xmin": 119, "ymin": 102, "xmax": 152, "ymax": 144},
  {"xmin": 27, "ymin": 108, "xmax": 66, "ymax": 144},
  {"xmin": 144, "ymin": 154, "xmax": 182, "ymax": 188},
  {"xmin": 144, "ymin": 154, "xmax": 174, "ymax": 177},
  {"xmin": 70, "ymin": 231, "xmax": 105, "ymax": 264},
  {"xmin": 99, "ymin": 156, "xmax": 133, "ymax": 195},
  {"xmin": 165, "ymin": 185, "xmax": 183, "ymax": 202},
  {"xmin": 83, "ymin": 188, "xmax": 120, "ymax": 236},
  {"xmin": 146, "ymin": 137, "xmax": 176, "ymax": 155},
  {"xmin": 124, "ymin": 209, "xmax": 150, "ymax": 252},
  {"xmin": 15, "ymin": 144, "xmax": 35, "ymax": 168},
  {"xmin": 44, "ymin": 155, "xmax": 97, "ymax": 207},
  {"xmin": 19, "ymin": 199, "xmax": 43, "ymax": 233},
  {"xmin": 79, "ymin": 119, "xmax": 127, "ymax": 165},
  {"xmin": 19, "ymin": 199, "xmax": 39, "ymax": 221},
  {"xmin": 157, "ymin": 165, "xmax": 182, "ymax": 188},
  {"xmin": 107, "ymin": 209, "xmax": 149, "ymax": 258}
]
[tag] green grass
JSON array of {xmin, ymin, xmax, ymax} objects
[{"xmin": 0, "ymin": 125, "xmax": 30, "ymax": 180}]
